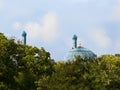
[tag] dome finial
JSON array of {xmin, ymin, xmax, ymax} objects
[
  {"xmin": 22, "ymin": 31, "xmax": 27, "ymax": 36},
  {"xmin": 72, "ymin": 34, "xmax": 77, "ymax": 40},
  {"xmin": 22, "ymin": 31, "xmax": 27, "ymax": 45},
  {"xmin": 72, "ymin": 34, "xmax": 77, "ymax": 49}
]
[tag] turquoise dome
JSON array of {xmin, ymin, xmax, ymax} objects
[
  {"xmin": 65, "ymin": 46, "xmax": 97, "ymax": 60},
  {"xmin": 65, "ymin": 35, "xmax": 97, "ymax": 60}
]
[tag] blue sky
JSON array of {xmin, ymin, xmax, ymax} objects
[{"xmin": 0, "ymin": 0, "xmax": 120, "ymax": 61}]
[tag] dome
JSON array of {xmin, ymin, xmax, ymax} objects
[
  {"xmin": 22, "ymin": 31, "xmax": 27, "ymax": 37},
  {"xmin": 65, "ymin": 47, "xmax": 97, "ymax": 60},
  {"xmin": 65, "ymin": 35, "xmax": 97, "ymax": 60}
]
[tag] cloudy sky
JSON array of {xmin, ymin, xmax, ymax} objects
[{"xmin": 0, "ymin": 0, "xmax": 120, "ymax": 61}]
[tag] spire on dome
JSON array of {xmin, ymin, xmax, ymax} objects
[
  {"xmin": 22, "ymin": 31, "xmax": 27, "ymax": 45},
  {"xmin": 72, "ymin": 34, "xmax": 77, "ymax": 48}
]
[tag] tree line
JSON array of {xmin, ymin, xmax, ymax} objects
[{"xmin": 0, "ymin": 32, "xmax": 120, "ymax": 90}]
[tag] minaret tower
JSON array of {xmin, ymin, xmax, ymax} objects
[
  {"xmin": 22, "ymin": 31, "xmax": 27, "ymax": 45},
  {"xmin": 72, "ymin": 34, "xmax": 77, "ymax": 49}
]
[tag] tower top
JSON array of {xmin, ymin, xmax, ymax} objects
[
  {"xmin": 22, "ymin": 31, "xmax": 27, "ymax": 45},
  {"xmin": 72, "ymin": 34, "xmax": 77, "ymax": 48},
  {"xmin": 22, "ymin": 31, "xmax": 27, "ymax": 37},
  {"xmin": 72, "ymin": 34, "xmax": 77, "ymax": 40}
]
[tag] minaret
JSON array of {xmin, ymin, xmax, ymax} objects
[
  {"xmin": 22, "ymin": 31, "xmax": 27, "ymax": 45},
  {"xmin": 72, "ymin": 34, "xmax": 77, "ymax": 49}
]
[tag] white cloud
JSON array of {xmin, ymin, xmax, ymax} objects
[
  {"xmin": 112, "ymin": 0, "xmax": 120, "ymax": 21},
  {"xmin": 24, "ymin": 12, "xmax": 59, "ymax": 42},
  {"xmin": 88, "ymin": 28, "xmax": 111, "ymax": 48},
  {"xmin": 64, "ymin": 0, "xmax": 97, "ymax": 3},
  {"xmin": 13, "ymin": 22, "xmax": 22, "ymax": 30},
  {"xmin": 117, "ymin": 0, "xmax": 120, "ymax": 3},
  {"xmin": 0, "ymin": 0, "xmax": 4, "ymax": 9}
]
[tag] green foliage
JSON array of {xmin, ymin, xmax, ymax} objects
[
  {"xmin": 0, "ymin": 33, "xmax": 55, "ymax": 90},
  {"xmin": 14, "ymin": 72, "xmax": 36, "ymax": 90},
  {"xmin": 37, "ymin": 55, "xmax": 120, "ymax": 90},
  {"xmin": 0, "ymin": 82, "xmax": 8, "ymax": 90},
  {"xmin": 1, "ymin": 32, "xmax": 120, "ymax": 90},
  {"xmin": 0, "ymin": 33, "xmax": 17, "ymax": 89}
]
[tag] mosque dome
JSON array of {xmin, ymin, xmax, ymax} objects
[
  {"xmin": 22, "ymin": 31, "xmax": 27, "ymax": 37},
  {"xmin": 65, "ymin": 35, "xmax": 97, "ymax": 60}
]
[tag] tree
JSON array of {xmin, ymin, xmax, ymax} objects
[
  {"xmin": 37, "ymin": 56, "xmax": 97, "ymax": 90},
  {"xmin": 98, "ymin": 55, "xmax": 120, "ymax": 89},
  {"xmin": 0, "ymin": 33, "xmax": 18, "ymax": 89},
  {"xmin": 15, "ymin": 45, "xmax": 55, "ymax": 90},
  {"xmin": 0, "ymin": 33, "xmax": 55, "ymax": 90},
  {"xmin": 1, "ymin": 32, "xmax": 120, "ymax": 89}
]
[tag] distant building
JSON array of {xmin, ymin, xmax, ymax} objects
[{"xmin": 65, "ymin": 35, "xmax": 97, "ymax": 60}]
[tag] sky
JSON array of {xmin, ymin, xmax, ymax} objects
[{"xmin": 0, "ymin": 0, "xmax": 120, "ymax": 61}]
